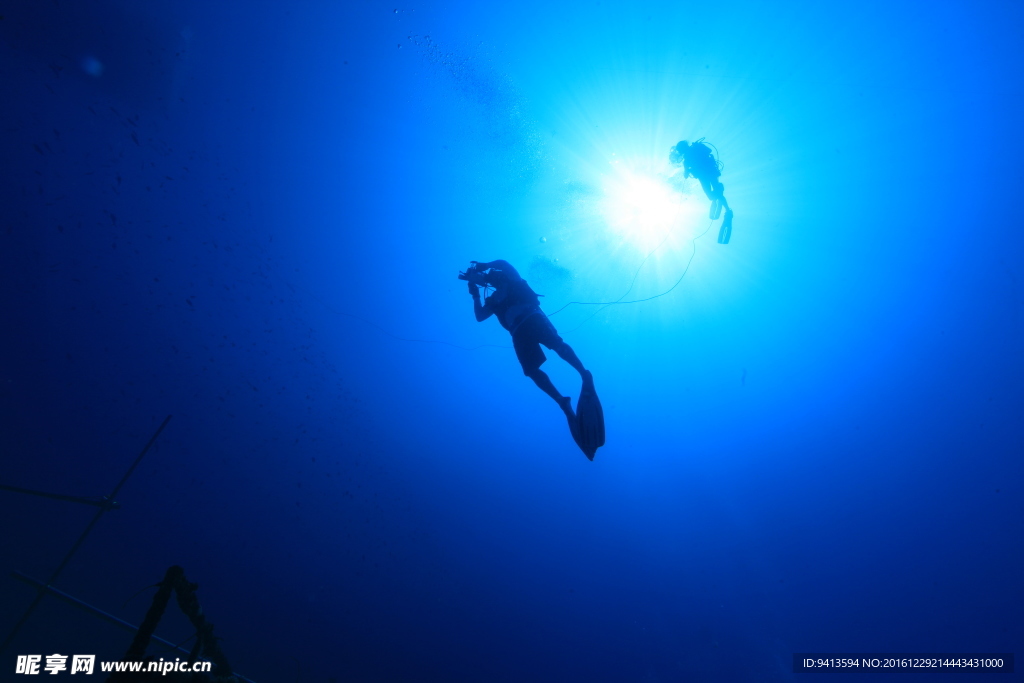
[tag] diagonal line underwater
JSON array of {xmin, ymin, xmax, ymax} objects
[{"xmin": 293, "ymin": 219, "xmax": 714, "ymax": 350}]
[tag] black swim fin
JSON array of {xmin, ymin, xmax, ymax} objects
[
  {"xmin": 710, "ymin": 199, "xmax": 722, "ymax": 220},
  {"xmin": 573, "ymin": 371, "xmax": 605, "ymax": 460},
  {"xmin": 717, "ymin": 209, "xmax": 733, "ymax": 244}
]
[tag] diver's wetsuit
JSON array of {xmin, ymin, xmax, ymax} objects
[
  {"xmin": 470, "ymin": 259, "xmax": 586, "ymax": 400},
  {"xmin": 674, "ymin": 141, "xmax": 726, "ymax": 204},
  {"xmin": 483, "ymin": 269, "xmax": 565, "ymax": 375}
]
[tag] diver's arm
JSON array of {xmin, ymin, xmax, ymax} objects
[{"xmin": 470, "ymin": 283, "xmax": 493, "ymax": 322}]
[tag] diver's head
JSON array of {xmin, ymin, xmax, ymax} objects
[
  {"xmin": 458, "ymin": 263, "xmax": 489, "ymax": 286},
  {"xmin": 669, "ymin": 140, "xmax": 690, "ymax": 165},
  {"xmin": 459, "ymin": 262, "xmax": 508, "ymax": 287},
  {"xmin": 482, "ymin": 268, "xmax": 509, "ymax": 287}
]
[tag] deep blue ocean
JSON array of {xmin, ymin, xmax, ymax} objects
[{"xmin": 1, "ymin": 1, "xmax": 1021, "ymax": 681}]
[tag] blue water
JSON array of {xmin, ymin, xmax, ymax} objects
[{"xmin": 1, "ymin": 1, "xmax": 1021, "ymax": 681}]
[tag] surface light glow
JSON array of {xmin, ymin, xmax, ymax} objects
[{"xmin": 599, "ymin": 163, "xmax": 706, "ymax": 252}]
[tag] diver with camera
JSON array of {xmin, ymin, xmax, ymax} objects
[{"xmin": 460, "ymin": 260, "xmax": 605, "ymax": 460}]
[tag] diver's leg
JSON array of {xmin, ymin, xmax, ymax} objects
[
  {"xmin": 701, "ymin": 177, "xmax": 722, "ymax": 218},
  {"xmin": 714, "ymin": 180, "xmax": 730, "ymax": 211},
  {"xmin": 551, "ymin": 341, "xmax": 586, "ymax": 377},
  {"xmin": 525, "ymin": 367, "xmax": 574, "ymax": 417},
  {"xmin": 525, "ymin": 367, "xmax": 562, "ymax": 402},
  {"xmin": 718, "ymin": 182, "xmax": 734, "ymax": 244},
  {"xmin": 696, "ymin": 176, "xmax": 712, "ymax": 200},
  {"xmin": 518, "ymin": 322, "xmax": 575, "ymax": 414}
]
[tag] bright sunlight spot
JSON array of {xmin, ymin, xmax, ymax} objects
[{"xmin": 599, "ymin": 164, "xmax": 704, "ymax": 252}]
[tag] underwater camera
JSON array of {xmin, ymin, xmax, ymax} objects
[{"xmin": 457, "ymin": 262, "xmax": 490, "ymax": 286}]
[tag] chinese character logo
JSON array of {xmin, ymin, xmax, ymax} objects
[
  {"xmin": 16, "ymin": 655, "xmax": 42, "ymax": 675},
  {"xmin": 71, "ymin": 655, "xmax": 95, "ymax": 674}
]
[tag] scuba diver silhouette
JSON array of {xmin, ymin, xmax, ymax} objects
[
  {"xmin": 670, "ymin": 138, "xmax": 734, "ymax": 244},
  {"xmin": 459, "ymin": 260, "xmax": 605, "ymax": 460}
]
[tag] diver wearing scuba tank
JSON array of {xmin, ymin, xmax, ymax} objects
[{"xmin": 670, "ymin": 138, "xmax": 735, "ymax": 244}]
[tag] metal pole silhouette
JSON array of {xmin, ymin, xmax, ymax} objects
[{"xmin": 0, "ymin": 415, "xmax": 172, "ymax": 653}]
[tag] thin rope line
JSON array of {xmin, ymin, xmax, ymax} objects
[
  {"xmin": 291, "ymin": 220, "xmax": 712, "ymax": 349},
  {"xmin": 545, "ymin": 220, "xmax": 715, "ymax": 334},
  {"xmin": 546, "ymin": 231, "xmax": 670, "ymax": 319}
]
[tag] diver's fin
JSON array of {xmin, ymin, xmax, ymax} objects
[
  {"xmin": 559, "ymin": 396, "xmax": 579, "ymax": 444},
  {"xmin": 718, "ymin": 209, "xmax": 733, "ymax": 244},
  {"xmin": 710, "ymin": 199, "xmax": 722, "ymax": 220},
  {"xmin": 573, "ymin": 371, "xmax": 605, "ymax": 460}
]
